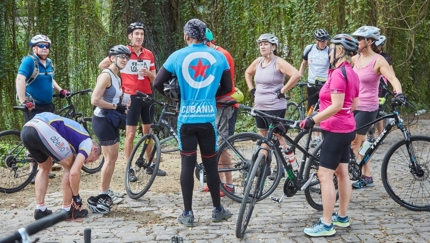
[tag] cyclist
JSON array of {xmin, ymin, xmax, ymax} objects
[
  {"xmin": 205, "ymin": 28, "xmax": 237, "ymax": 197},
  {"xmin": 92, "ymin": 45, "xmax": 130, "ymax": 204},
  {"xmin": 245, "ymin": 33, "xmax": 301, "ymax": 162},
  {"xmin": 15, "ymin": 34, "xmax": 70, "ymax": 181},
  {"xmin": 351, "ymin": 26, "xmax": 405, "ymax": 189},
  {"xmin": 153, "ymin": 18, "xmax": 233, "ymax": 227},
  {"xmin": 99, "ymin": 22, "xmax": 166, "ymax": 178},
  {"xmin": 298, "ymin": 29, "xmax": 331, "ymax": 147},
  {"xmin": 301, "ymin": 34, "xmax": 360, "ymax": 237},
  {"xmin": 20, "ymin": 112, "xmax": 101, "ymax": 220}
]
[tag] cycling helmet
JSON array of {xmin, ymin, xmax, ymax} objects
[
  {"xmin": 352, "ymin": 26, "xmax": 380, "ymax": 40},
  {"xmin": 314, "ymin": 29, "xmax": 330, "ymax": 41},
  {"xmin": 231, "ymin": 87, "xmax": 244, "ymax": 103},
  {"xmin": 108, "ymin": 45, "xmax": 131, "ymax": 57},
  {"xmin": 30, "ymin": 34, "xmax": 51, "ymax": 47},
  {"xmin": 87, "ymin": 194, "xmax": 113, "ymax": 214},
  {"xmin": 163, "ymin": 76, "xmax": 180, "ymax": 102},
  {"xmin": 127, "ymin": 22, "xmax": 145, "ymax": 34},
  {"xmin": 256, "ymin": 33, "xmax": 279, "ymax": 47},
  {"xmin": 331, "ymin": 34, "xmax": 359, "ymax": 55},
  {"xmin": 206, "ymin": 28, "xmax": 214, "ymax": 42},
  {"xmin": 375, "ymin": 35, "xmax": 386, "ymax": 47}
]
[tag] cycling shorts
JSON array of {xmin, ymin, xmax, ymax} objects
[
  {"xmin": 354, "ymin": 110, "xmax": 379, "ymax": 135},
  {"xmin": 254, "ymin": 109, "xmax": 286, "ymax": 130},
  {"xmin": 319, "ymin": 130, "xmax": 355, "ymax": 170},
  {"xmin": 92, "ymin": 115, "xmax": 120, "ymax": 146},
  {"xmin": 127, "ymin": 94, "xmax": 155, "ymax": 126}
]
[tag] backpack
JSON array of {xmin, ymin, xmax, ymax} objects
[
  {"xmin": 303, "ymin": 44, "xmax": 330, "ymax": 61},
  {"xmin": 25, "ymin": 55, "xmax": 54, "ymax": 86}
]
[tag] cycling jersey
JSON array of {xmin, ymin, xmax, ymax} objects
[
  {"xmin": 319, "ymin": 62, "xmax": 359, "ymax": 133},
  {"xmin": 29, "ymin": 112, "xmax": 92, "ymax": 159},
  {"xmin": 303, "ymin": 44, "xmax": 330, "ymax": 84},
  {"xmin": 120, "ymin": 46, "xmax": 155, "ymax": 95},
  {"xmin": 18, "ymin": 55, "xmax": 55, "ymax": 105},
  {"xmin": 163, "ymin": 43, "xmax": 229, "ymax": 125}
]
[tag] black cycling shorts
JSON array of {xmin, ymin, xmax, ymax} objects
[
  {"xmin": 319, "ymin": 130, "xmax": 356, "ymax": 170},
  {"xmin": 127, "ymin": 94, "xmax": 155, "ymax": 126},
  {"xmin": 254, "ymin": 109, "xmax": 286, "ymax": 130},
  {"xmin": 354, "ymin": 110, "xmax": 379, "ymax": 135}
]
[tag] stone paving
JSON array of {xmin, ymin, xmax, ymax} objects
[{"xmin": 0, "ymin": 121, "xmax": 429, "ymax": 243}]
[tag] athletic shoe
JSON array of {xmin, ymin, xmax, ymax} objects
[
  {"xmin": 108, "ymin": 189, "xmax": 125, "ymax": 198},
  {"xmin": 310, "ymin": 136, "xmax": 322, "ymax": 148},
  {"xmin": 178, "ymin": 211, "xmax": 194, "ymax": 227},
  {"xmin": 220, "ymin": 183, "xmax": 235, "ymax": 197},
  {"xmin": 352, "ymin": 176, "xmax": 375, "ymax": 189},
  {"xmin": 303, "ymin": 218, "xmax": 336, "ymax": 237},
  {"xmin": 34, "ymin": 208, "xmax": 53, "ymax": 220},
  {"xmin": 128, "ymin": 168, "xmax": 138, "ymax": 182},
  {"xmin": 106, "ymin": 190, "xmax": 124, "ymax": 204},
  {"xmin": 332, "ymin": 212, "xmax": 350, "ymax": 227},
  {"xmin": 64, "ymin": 208, "xmax": 88, "ymax": 220},
  {"xmin": 212, "ymin": 206, "xmax": 232, "ymax": 222},
  {"xmin": 146, "ymin": 165, "xmax": 167, "ymax": 176}
]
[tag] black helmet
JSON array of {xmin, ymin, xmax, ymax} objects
[
  {"xmin": 331, "ymin": 34, "xmax": 359, "ymax": 56},
  {"xmin": 314, "ymin": 29, "xmax": 330, "ymax": 41},
  {"xmin": 87, "ymin": 194, "xmax": 113, "ymax": 214},
  {"xmin": 163, "ymin": 76, "xmax": 180, "ymax": 102},
  {"xmin": 108, "ymin": 45, "xmax": 131, "ymax": 57},
  {"xmin": 127, "ymin": 22, "xmax": 145, "ymax": 34}
]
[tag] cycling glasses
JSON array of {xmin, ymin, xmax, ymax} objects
[
  {"xmin": 36, "ymin": 43, "xmax": 50, "ymax": 49},
  {"xmin": 116, "ymin": 54, "xmax": 130, "ymax": 60}
]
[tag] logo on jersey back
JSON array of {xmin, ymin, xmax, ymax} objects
[{"xmin": 182, "ymin": 52, "xmax": 216, "ymax": 88}]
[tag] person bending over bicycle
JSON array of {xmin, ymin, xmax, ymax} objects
[
  {"xmin": 301, "ymin": 34, "xmax": 360, "ymax": 237},
  {"xmin": 153, "ymin": 18, "xmax": 233, "ymax": 227},
  {"xmin": 20, "ymin": 112, "xmax": 101, "ymax": 220}
]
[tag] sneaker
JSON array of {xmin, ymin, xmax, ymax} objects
[
  {"xmin": 146, "ymin": 165, "xmax": 167, "ymax": 176},
  {"xmin": 212, "ymin": 206, "xmax": 232, "ymax": 222},
  {"xmin": 178, "ymin": 211, "xmax": 194, "ymax": 227},
  {"xmin": 220, "ymin": 183, "xmax": 235, "ymax": 197},
  {"xmin": 108, "ymin": 189, "xmax": 125, "ymax": 198},
  {"xmin": 303, "ymin": 218, "xmax": 336, "ymax": 237},
  {"xmin": 332, "ymin": 212, "xmax": 350, "ymax": 227},
  {"xmin": 310, "ymin": 136, "xmax": 322, "ymax": 148},
  {"xmin": 106, "ymin": 190, "xmax": 124, "ymax": 204},
  {"xmin": 64, "ymin": 208, "xmax": 89, "ymax": 220},
  {"xmin": 128, "ymin": 168, "xmax": 138, "ymax": 182},
  {"xmin": 34, "ymin": 208, "xmax": 53, "ymax": 220},
  {"xmin": 352, "ymin": 176, "xmax": 375, "ymax": 189}
]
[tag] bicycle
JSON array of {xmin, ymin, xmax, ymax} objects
[
  {"xmin": 0, "ymin": 210, "xmax": 92, "ymax": 243},
  {"xmin": 286, "ymin": 81, "xmax": 324, "ymax": 121},
  {"xmin": 234, "ymin": 105, "xmax": 335, "ymax": 238},
  {"xmin": 0, "ymin": 89, "xmax": 103, "ymax": 193}
]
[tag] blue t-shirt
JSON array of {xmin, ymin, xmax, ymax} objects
[
  {"xmin": 163, "ymin": 43, "xmax": 229, "ymax": 125},
  {"xmin": 18, "ymin": 55, "xmax": 55, "ymax": 105}
]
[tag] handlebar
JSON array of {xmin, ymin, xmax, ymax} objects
[
  {"xmin": 53, "ymin": 88, "xmax": 92, "ymax": 99},
  {"xmin": 238, "ymin": 104, "xmax": 299, "ymax": 130},
  {"xmin": 136, "ymin": 91, "xmax": 177, "ymax": 110},
  {"xmin": 0, "ymin": 210, "xmax": 68, "ymax": 243}
]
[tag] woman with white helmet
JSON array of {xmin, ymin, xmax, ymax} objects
[{"xmin": 351, "ymin": 26, "xmax": 405, "ymax": 189}]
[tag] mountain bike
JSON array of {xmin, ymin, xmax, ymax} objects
[
  {"xmin": 286, "ymin": 81, "xmax": 323, "ymax": 121},
  {"xmin": 0, "ymin": 89, "xmax": 102, "ymax": 193}
]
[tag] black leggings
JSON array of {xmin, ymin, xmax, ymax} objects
[{"xmin": 179, "ymin": 123, "xmax": 220, "ymax": 211}]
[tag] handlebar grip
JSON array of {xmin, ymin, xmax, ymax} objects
[
  {"xmin": 0, "ymin": 231, "xmax": 22, "ymax": 243},
  {"xmin": 84, "ymin": 228, "xmax": 91, "ymax": 243},
  {"xmin": 26, "ymin": 210, "xmax": 68, "ymax": 236},
  {"xmin": 13, "ymin": 105, "xmax": 28, "ymax": 111}
]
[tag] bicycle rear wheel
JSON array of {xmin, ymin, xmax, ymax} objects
[
  {"xmin": 80, "ymin": 117, "xmax": 104, "ymax": 174},
  {"xmin": 0, "ymin": 130, "xmax": 36, "ymax": 193},
  {"xmin": 381, "ymin": 135, "xmax": 430, "ymax": 211},
  {"xmin": 125, "ymin": 134, "xmax": 161, "ymax": 199},
  {"xmin": 217, "ymin": 132, "xmax": 282, "ymax": 203},
  {"xmin": 158, "ymin": 120, "xmax": 179, "ymax": 153},
  {"xmin": 235, "ymin": 152, "xmax": 266, "ymax": 238}
]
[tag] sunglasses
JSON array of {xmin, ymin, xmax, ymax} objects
[
  {"xmin": 117, "ymin": 54, "xmax": 130, "ymax": 60},
  {"xmin": 36, "ymin": 43, "xmax": 50, "ymax": 49},
  {"xmin": 356, "ymin": 37, "xmax": 366, "ymax": 41}
]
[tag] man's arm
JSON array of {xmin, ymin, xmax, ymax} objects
[
  {"xmin": 69, "ymin": 153, "xmax": 85, "ymax": 196},
  {"xmin": 98, "ymin": 57, "xmax": 110, "ymax": 71},
  {"xmin": 298, "ymin": 60, "xmax": 307, "ymax": 77},
  {"xmin": 16, "ymin": 74, "xmax": 27, "ymax": 103},
  {"xmin": 153, "ymin": 66, "xmax": 173, "ymax": 96},
  {"xmin": 216, "ymin": 71, "xmax": 233, "ymax": 97},
  {"xmin": 52, "ymin": 79, "xmax": 63, "ymax": 93}
]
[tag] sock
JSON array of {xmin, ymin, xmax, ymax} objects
[
  {"xmin": 183, "ymin": 210, "xmax": 192, "ymax": 216},
  {"xmin": 337, "ymin": 214, "xmax": 348, "ymax": 219},
  {"xmin": 36, "ymin": 204, "xmax": 47, "ymax": 211},
  {"xmin": 321, "ymin": 219, "xmax": 332, "ymax": 226},
  {"xmin": 100, "ymin": 190, "xmax": 109, "ymax": 195},
  {"xmin": 62, "ymin": 205, "xmax": 71, "ymax": 211},
  {"xmin": 214, "ymin": 206, "xmax": 223, "ymax": 212},
  {"xmin": 225, "ymin": 184, "xmax": 234, "ymax": 188}
]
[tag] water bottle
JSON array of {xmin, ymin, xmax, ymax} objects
[
  {"xmin": 358, "ymin": 140, "xmax": 372, "ymax": 156},
  {"xmin": 284, "ymin": 148, "xmax": 296, "ymax": 164}
]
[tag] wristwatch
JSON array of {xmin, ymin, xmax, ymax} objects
[{"xmin": 112, "ymin": 103, "xmax": 116, "ymax": 109}]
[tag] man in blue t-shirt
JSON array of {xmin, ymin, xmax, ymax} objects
[{"xmin": 153, "ymin": 18, "xmax": 232, "ymax": 227}]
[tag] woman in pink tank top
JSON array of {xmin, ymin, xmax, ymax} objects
[{"xmin": 350, "ymin": 26, "xmax": 405, "ymax": 189}]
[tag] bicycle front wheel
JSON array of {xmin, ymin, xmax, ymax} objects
[
  {"xmin": 235, "ymin": 152, "xmax": 266, "ymax": 238},
  {"xmin": 381, "ymin": 135, "xmax": 430, "ymax": 211},
  {"xmin": 0, "ymin": 130, "xmax": 36, "ymax": 193},
  {"xmin": 80, "ymin": 117, "xmax": 104, "ymax": 174},
  {"xmin": 286, "ymin": 101, "xmax": 301, "ymax": 120},
  {"xmin": 125, "ymin": 134, "xmax": 161, "ymax": 199}
]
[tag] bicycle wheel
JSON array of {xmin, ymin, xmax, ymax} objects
[
  {"xmin": 217, "ymin": 132, "xmax": 282, "ymax": 203},
  {"xmin": 292, "ymin": 126, "xmax": 322, "ymax": 161},
  {"xmin": 286, "ymin": 101, "xmax": 301, "ymax": 120},
  {"xmin": 381, "ymin": 135, "xmax": 430, "ymax": 211},
  {"xmin": 160, "ymin": 135, "xmax": 179, "ymax": 153},
  {"xmin": 235, "ymin": 152, "xmax": 266, "ymax": 238},
  {"xmin": 125, "ymin": 134, "xmax": 161, "ymax": 199},
  {"xmin": 80, "ymin": 117, "xmax": 105, "ymax": 174},
  {"xmin": 303, "ymin": 142, "xmax": 338, "ymax": 210},
  {"xmin": 0, "ymin": 130, "xmax": 37, "ymax": 193}
]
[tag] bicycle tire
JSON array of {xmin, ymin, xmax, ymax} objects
[
  {"xmin": 80, "ymin": 117, "xmax": 105, "ymax": 174},
  {"xmin": 381, "ymin": 135, "xmax": 430, "ymax": 211},
  {"xmin": 0, "ymin": 130, "xmax": 37, "ymax": 193},
  {"xmin": 235, "ymin": 152, "xmax": 266, "ymax": 238},
  {"xmin": 125, "ymin": 134, "xmax": 161, "ymax": 199},
  {"xmin": 160, "ymin": 135, "xmax": 179, "ymax": 153},
  {"xmin": 291, "ymin": 127, "xmax": 322, "ymax": 160},
  {"xmin": 303, "ymin": 141, "xmax": 339, "ymax": 210},
  {"xmin": 286, "ymin": 101, "xmax": 301, "ymax": 121},
  {"xmin": 217, "ymin": 132, "xmax": 282, "ymax": 203}
]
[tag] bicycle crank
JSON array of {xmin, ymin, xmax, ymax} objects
[{"xmin": 283, "ymin": 177, "xmax": 297, "ymax": 197}]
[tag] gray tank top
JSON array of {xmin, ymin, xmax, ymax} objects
[
  {"xmin": 94, "ymin": 69, "xmax": 123, "ymax": 117},
  {"xmin": 254, "ymin": 56, "xmax": 287, "ymax": 110}
]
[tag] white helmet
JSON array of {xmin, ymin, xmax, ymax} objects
[
  {"xmin": 87, "ymin": 194, "xmax": 113, "ymax": 214},
  {"xmin": 30, "ymin": 34, "xmax": 51, "ymax": 47},
  {"xmin": 352, "ymin": 26, "xmax": 380, "ymax": 40},
  {"xmin": 256, "ymin": 33, "xmax": 279, "ymax": 47},
  {"xmin": 375, "ymin": 35, "xmax": 386, "ymax": 47}
]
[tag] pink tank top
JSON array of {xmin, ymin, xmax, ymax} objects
[{"xmin": 353, "ymin": 54, "xmax": 381, "ymax": 112}]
